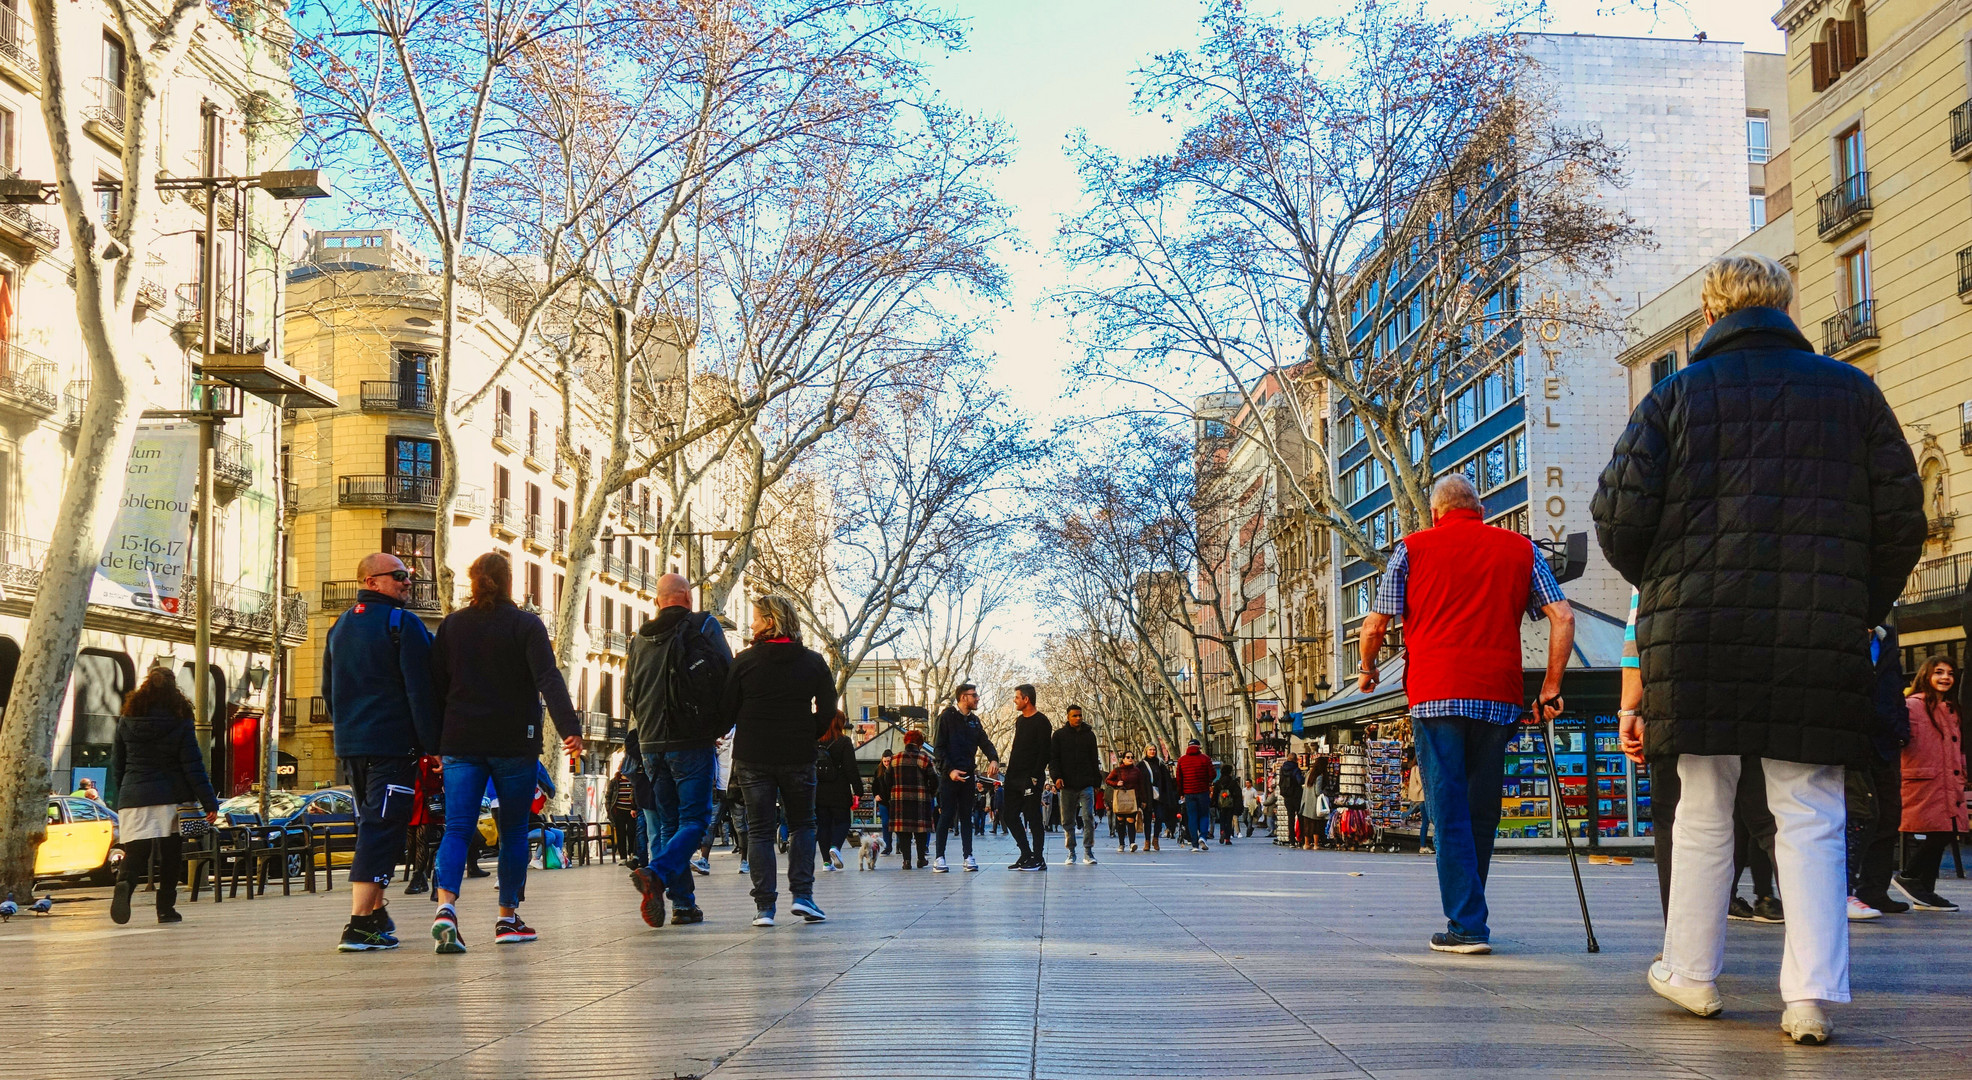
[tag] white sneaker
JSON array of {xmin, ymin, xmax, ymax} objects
[
  {"xmin": 1647, "ymin": 961, "xmax": 1722, "ymax": 1017},
  {"xmin": 1084, "ymin": 852, "xmax": 1096, "ymax": 865},
  {"xmin": 1780, "ymin": 1003, "xmax": 1831, "ymax": 1045},
  {"xmin": 1063, "ymin": 852, "xmax": 1077, "ymax": 866},
  {"xmin": 828, "ymin": 848, "xmax": 844, "ymax": 870},
  {"xmin": 932, "ymin": 857, "xmax": 950, "ymax": 873},
  {"xmin": 963, "ymin": 855, "xmax": 978, "ymax": 872},
  {"xmin": 1846, "ymin": 895, "xmax": 1881, "ymax": 921}
]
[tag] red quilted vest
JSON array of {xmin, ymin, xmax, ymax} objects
[{"xmin": 1400, "ymin": 507, "xmax": 1532, "ymax": 708}]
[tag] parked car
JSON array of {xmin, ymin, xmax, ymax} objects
[
  {"xmin": 214, "ymin": 788, "xmax": 358, "ymax": 877},
  {"xmin": 36, "ymin": 796, "xmax": 120, "ymax": 884}
]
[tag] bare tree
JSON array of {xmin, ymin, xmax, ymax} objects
[
  {"xmin": 1055, "ymin": 0, "xmax": 1644, "ymax": 570},
  {"xmin": 0, "ymin": 0, "xmax": 231, "ymax": 895}
]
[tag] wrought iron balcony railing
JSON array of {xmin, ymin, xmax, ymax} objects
[
  {"xmin": 1821, "ymin": 300, "xmax": 1877, "ymax": 355},
  {"xmin": 1816, "ymin": 171, "xmax": 1872, "ymax": 240},
  {"xmin": 359, "ymin": 380, "xmax": 436, "ymax": 415},
  {"xmin": 338, "ymin": 474, "xmax": 439, "ymax": 508}
]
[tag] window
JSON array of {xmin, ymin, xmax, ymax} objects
[
  {"xmin": 525, "ymin": 562, "xmax": 542, "ymax": 608},
  {"xmin": 397, "ymin": 350, "xmax": 433, "ymax": 408},
  {"xmin": 528, "ymin": 409, "xmax": 539, "ymax": 459},
  {"xmin": 0, "ymin": 107, "xmax": 14, "ymax": 172},
  {"xmin": 1837, "ymin": 124, "xmax": 1864, "ymax": 184},
  {"xmin": 526, "ymin": 483, "xmax": 541, "ymax": 528},
  {"xmin": 1749, "ymin": 194, "xmax": 1767, "ymax": 229},
  {"xmin": 495, "ymin": 464, "xmax": 511, "ymax": 513},
  {"xmin": 381, "ymin": 528, "xmax": 435, "ymax": 583},
  {"xmin": 1746, "ymin": 116, "xmax": 1771, "ymax": 164},
  {"xmin": 101, "ymin": 32, "xmax": 125, "ymax": 87},
  {"xmin": 96, "ymin": 173, "xmax": 118, "ymax": 226},
  {"xmin": 1841, "ymin": 246, "xmax": 1871, "ymax": 311},
  {"xmin": 1649, "ymin": 352, "xmax": 1675, "ymax": 384},
  {"xmin": 1483, "ymin": 441, "xmax": 1508, "ymax": 492}
]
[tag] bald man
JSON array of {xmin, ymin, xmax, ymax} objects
[
  {"xmin": 624, "ymin": 573, "xmax": 734, "ymax": 927},
  {"xmin": 323, "ymin": 552, "xmax": 440, "ymax": 952}
]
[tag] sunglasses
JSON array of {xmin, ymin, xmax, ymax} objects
[{"xmin": 368, "ymin": 569, "xmax": 412, "ymax": 583}]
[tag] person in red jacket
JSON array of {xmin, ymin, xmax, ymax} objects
[
  {"xmin": 1175, "ymin": 741, "xmax": 1215, "ymax": 851},
  {"xmin": 1357, "ymin": 475, "xmax": 1574, "ymax": 955}
]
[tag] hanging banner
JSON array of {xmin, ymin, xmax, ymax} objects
[{"xmin": 90, "ymin": 422, "xmax": 200, "ymax": 614}]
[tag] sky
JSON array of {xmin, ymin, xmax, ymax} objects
[{"xmin": 919, "ymin": 0, "xmax": 1785, "ymax": 667}]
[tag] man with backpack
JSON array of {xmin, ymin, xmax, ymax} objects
[{"xmin": 625, "ymin": 573, "xmax": 733, "ymax": 928}]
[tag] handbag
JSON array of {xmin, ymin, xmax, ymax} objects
[{"xmin": 1113, "ymin": 788, "xmax": 1139, "ymax": 815}]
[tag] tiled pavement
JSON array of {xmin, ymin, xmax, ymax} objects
[{"xmin": 3, "ymin": 831, "xmax": 1971, "ymax": 1080}]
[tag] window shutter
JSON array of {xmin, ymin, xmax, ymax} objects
[
  {"xmin": 1811, "ymin": 42, "xmax": 1830, "ymax": 91},
  {"xmin": 1836, "ymin": 21, "xmax": 1858, "ymax": 72}
]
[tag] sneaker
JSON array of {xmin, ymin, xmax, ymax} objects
[
  {"xmin": 917, "ymin": 854, "xmax": 930, "ymax": 868},
  {"xmin": 1780, "ymin": 1003, "xmax": 1831, "ymax": 1045},
  {"xmin": 752, "ymin": 907, "xmax": 776, "ymax": 927},
  {"xmin": 1891, "ymin": 875, "xmax": 1959, "ymax": 912},
  {"xmin": 1013, "ymin": 858, "xmax": 1043, "ymax": 872},
  {"xmin": 829, "ymin": 848, "xmax": 845, "ymax": 871},
  {"xmin": 1846, "ymin": 896, "xmax": 1881, "ymax": 921},
  {"xmin": 739, "ymin": 860, "xmax": 750, "ymax": 874},
  {"xmin": 1647, "ymin": 960, "xmax": 1721, "ymax": 1017},
  {"xmin": 691, "ymin": 856, "xmax": 711, "ymax": 876},
  {"xmin": 1084, "ymin": 852, "xmax": 1096, "ymax": 865},
  {"xmin": 1428, "ymin": 931, "xmax": 1492, "ymax": 955},
  {"xmin": 1856, "ymin": 890, "xmax": 1909, "ymax": 914},
  {"xmin": 1750, "ymin": 896, "xmax": 1785, "ymax": 923},
  {"xmin": 670, "ymin": 906, "xmax": 704, "ymax": 925},
  {"xmin": 790, "ymin": 896, "xmax": 827, "ymax": 922},
  {"xmin": 337, "ymin": 914, "xmax": 399, "ymax": 952},
  {"xmin": 1063, "ymin": 852, "xmax": 1078, "ymax": 866},
  {"xmin": 375, "ymin": 904, "xmax": 396, "ymax": 936},
  {"xmin": 1130, "ymin": 843, "xmax": 1139, "ymax": 852},
  {"xmin": 963, "ymin": 855, "xmax": 979, "ymax": 872},
  {"xmin": 631, "ymin": 868, "xmax": 665, "ymax": 928},
  {"xmin": 493, "ymin": 916, "xmax": 536, "ymax": 944},
  {"xmin": 818, "ymin": 862, "xmax": 834, "ymax": 873},
  {"xmin": 932, "ymin": 857, "xmax": 950, "ymax": 873},
  {"xmin": 1727, "ymin": 896, "xmax": 1755, "ymax": 921},
  {"xmin": 110, "ymin": 880, "xmax": 133, "ymax": 925},
  {"xmin": 432, "ymin": 907, "xmax": 467, "ymax": 954},
  {"xmin": 405, "ymin": 879, "xmax": 429, "ymax": 895}
]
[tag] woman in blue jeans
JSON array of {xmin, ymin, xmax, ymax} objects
[{"xmin": 427, "ymin": 552, "xmax": 584, "ymax": 954}]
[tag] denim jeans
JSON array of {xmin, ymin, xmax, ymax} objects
[
  {"xmin": 1061, "ymin": 785, "xmax": 1096, "ymax": 852},
  {"xmin": 644, "ymin": 746, "xmax": 717, "ymax": 905},
  {"xmin": 736, "ymin": 760, "xmax": 816, "ymax": 909},
  {"xmin": 1182, "ymin": 793, "xmax": 1210, "ymax": 845},
  {"xmin": 1413, "ymin": 715, "xmax": 1514, "ymax": 940},
  {"xmin": 936, "ymin": 775, "xmax": 975, "ymax": 858},
  {"xmin": 435, "ymin": 755, "xmax": 535, "ymax": 908}
]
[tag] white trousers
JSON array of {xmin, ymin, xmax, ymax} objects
[{"xmin": 1662, "ymin": 754, "xmax": 1850, "ymax": 1003}]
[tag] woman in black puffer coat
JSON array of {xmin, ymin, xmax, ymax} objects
[
  {"xmin": 108, "ymin": 668, "xmax": 219, "ymax": 925},
  {"xmin": 813, "ymin": 710, "xmax": 863, "ymax": 872}
]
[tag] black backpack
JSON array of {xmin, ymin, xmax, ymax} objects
[
  {"xmin": 658, "ymin": 614, "xmax": 730, "ymax": 742},
  {"xmin": 816, "ymin": 739, "xmax": 841, "ymax": 785}
]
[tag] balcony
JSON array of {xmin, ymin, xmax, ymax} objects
[
  {"xmin": 1955, "ymin": 100, "xmax": 1972, "ymax": 160},
  {"xmin": 579, "ymin": 711, "xmax": 611, "ymax": 741},
  {"xmin": 212, "ymin": 431, "xmax": 252, "ymax": 497},
  {"xmin": 61, "ymin": 379, "xmax": 87, "ymax": 430},
  {"xmin": 82, "ymin": 78, "xmax": 125, "ymax": 146},
  {"xmin": 552, "ymin": 528, "xmax": 568, "ymax": 563},
  {"xmin": 321, "ymin": 579, "xmax": 441, "ymax": 613},
  {"xmin": 1928, "ymin": 512, "xmax": 1958, "ymax": 542},
  {"xmin": 1899, "ymin": 551, "xmax": 1972, "ymax": 607},
  {"xmin": 491, "ymin": 411, "xmax": 515, "ymax": 450},
  {"xmin": 601, "ymin": 554, "xmax": 627, "ymax": 582},
  {"xmin": 135, "ymin": 278, "xmax": 168, "ymax": 313},
  {"xmin": 619, "ymin": 503, "xmax": 645, "ymax": 532},
  {"xmin": 453, "ymin": 483, "xmax": 486, "ymax": 519},
  {"xmin": 359, "ymin": 380, "xmax": 436, "ymax": 415},
  {"xmin": 491, "ymin": 497, "xmax": 520, "ymax": 539},
  {"xmin": 1822, "ymin": 300, "xmax": 1878, "ymax": 357},
  {"xmin": 180, "ymin": 577, "xmax": 282, "ymax": 635},
  {"xmin": 1960, "ymin": 247, "xmax": 1972, "ymax": 303},
  {"xmin": 523, "ymin": 512, "xmax": 547, "ymax": 552},
  {"xmin": 1816, "ymin": 171, "xmax": 1871, "ymax": 240},
  {"xmin": 0, "ymin": 199, "xmax": 57, "ymax": 256},
  {"xmin": 338, "ymin": 474, "xmax": 439, "ymax": 509},
  {"xmin": 601, "ymin": 629, "xmax": 628, "ymax": 656},
  {"xmin": 0, "ymin": 347, "xmax": 57, "ymax": 417},
  {"xmin": 0, "ymin": 10, "xmax": 39, "ymax": 91},
  {"xmin": 0, "ymin": 531, "xmax": 45, "ymax": 594}
]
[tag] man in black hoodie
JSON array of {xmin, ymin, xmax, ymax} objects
[
  {"xmin": 933, "ymin": 684, "xmax": 999, "ymax": 872},
  {"xmin": 625, "ymin": 574, "xmax": 733, "ymax": 928},
  {"xmin": 1003, "ymin": 684, "xmax": 1053, "ymax": 871},
  {"xmin": 1050, "ymin": 705, "xmax": 1103, "ymax": 864}
]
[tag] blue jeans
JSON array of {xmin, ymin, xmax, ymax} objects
[
  {"xmin": 1183, "ymin": 793, "xmax": 1210, "ymax": 845},
  {"xmin": 1061, "ymin": 785, "xmax": 1096, "ymax": 853},
  {"xmin": 736, "ymin": 760, "xmax": 815, "ymax": 909},
  {"xmin": 1413, "ymin": 715, "xmax": 1515, "ymax": 940},
  {"xmin": 644, "ymin": 747, "xmax": 717, "ymax": 904},
  {"xmin": 435, "ymin": 755, "xmax": 535, "ymax": 908}
]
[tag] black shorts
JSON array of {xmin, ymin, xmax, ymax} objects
[{"xmin": 347, "ymin": 755, "xmax": 419, "ymax": 884}]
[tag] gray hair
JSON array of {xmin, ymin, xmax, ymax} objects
[
  {"xmin": 1430, "ymin": 474, "xmax": 1482, "ymax": 513},
  {"xmin": 751, "ymin": 593, "xmax": 802, "ymax": 644}
]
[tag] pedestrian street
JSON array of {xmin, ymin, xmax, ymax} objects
[{"xmin": 3, "ymin": 833, "xmax": 1969, "ymax": 1080}]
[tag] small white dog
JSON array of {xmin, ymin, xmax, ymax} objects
[{"xmin": 856, "ymin": 831, "xmax": 880, "ymax": 870}]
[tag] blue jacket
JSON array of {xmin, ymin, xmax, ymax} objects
[
  {"xmin": 934, "ymin": 705, "xmax": 998, "ymax": 779},
  {"xmin": 323, "ymin": 589, "xmax": 441, "ymax": 757}
]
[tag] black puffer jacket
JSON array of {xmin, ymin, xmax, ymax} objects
[
  {"xmin": 1591, "ymin": 306, "xmax": 1925, "ymax": 766},
  {"xmin": 109, "ymin": 711, "xmax": 219, "ymax": 812},
  {"xmin": 723, "ymin": 639, "xmax": 836, "ymax": 768}
]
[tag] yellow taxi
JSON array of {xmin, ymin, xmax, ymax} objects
[{"xmin": 36, "ymin": 796, "xmax": 121, "ymax": 884}]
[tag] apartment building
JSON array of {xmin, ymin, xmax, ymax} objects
[
  {"xmin": 281, "ymin": 229, "xmax": 687, "ymax": 790},
  {"xmin": 0, "ymin": 6, "xmax": 305, "ymax": 795},
  {"xmin": 1776, "ymin": 0, "xmax": 1972, "ymax": 670}
]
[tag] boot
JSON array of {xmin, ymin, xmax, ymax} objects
[{"xmin": 155, "ymin": 880, "xmax": 180, "ymax": 922}]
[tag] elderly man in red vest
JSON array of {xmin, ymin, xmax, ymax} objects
[{"xmin": 1358, "ymin": 475, "xmax": 1575, "ymax": 954}]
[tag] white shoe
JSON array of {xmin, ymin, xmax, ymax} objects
[
  {"xmin": 932, "ymin": 857, "xmax": 950, "ymax": 873},
  {"xmin": 828, "ymin": 848, "xmax": 844, "ymax": 870},
  {"xmin": 1647, "ymin": 961, "xmax": 1722, "ymax": 1017},
  {"xmin": 963, "ymin": 855, "xmax": 978, "ymax": 872},
  {"xmin": 1780, "ymin": 1003, "xmax": 1831, "ymax": 1045},
  {"xmin": 1846, "ymin": 895, "xmax": 1881, "ymax": 921}
]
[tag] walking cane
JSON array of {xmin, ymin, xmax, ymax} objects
[{"xmin": 1541, "ymin": 708, "xmax": 1599, "ymax": 953}]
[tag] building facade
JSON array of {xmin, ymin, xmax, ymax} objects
[{"xmin": 1775, "ymin": 0, "xmax": 1972, "ymax": 670}]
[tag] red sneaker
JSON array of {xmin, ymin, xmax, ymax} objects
[{"xmin": 631, "ymin": 867, "xmax": 664, "ymax": 928}]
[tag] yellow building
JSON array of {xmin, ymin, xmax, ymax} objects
[
  {"xmin": 0, "ymin": 4, "xmax": 304, "ymax": 796},
  {"xmin": 282, "ymin": 229, "xmax": 683, "ymax": 797},
  {"xmin": 1777, "ymin": 0, "xmax": 1972, "ymax": 669}
]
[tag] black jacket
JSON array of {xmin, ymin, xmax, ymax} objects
[
  {"xmin": 1591, "ymin": 306, "xmax": 1926, "ymax": 766},
  {"xmin": 723, "ymin": 640, "xmax": 836, "ymax": 768},
  {"xmin": 1049, "ymin": 721, "xmax": 1102, "ymax": 789},
  {"xmin": 1870, "ymin": 624, "xmax": 1910, "ymax": 763},
  {"xmin": 429, "ymin": 601, "xmax": 581, "ymax": 758},
  {"xmin": 1005, "ymin": 711, "xmax": 1053, "ymax": 790},
  {"xmin": 933, "ymin": 706, "xmax": 999, "ymax": 778},
  {"xmin": 816, "ymin": 733, "xmax": 864, "ymax": 810},
  {"xmin": 1276, "ymin": 759, "xmax": 1304, "ymax": 797},
  {"xmin": 626, "ymin": 607, "xmax": 734, "ymax": 752},
  {"xmin": 1141, "ymin": 755, "xmax": 1175, "ymax": 806},
  {"xmin": 322, "ymin": 589, "xmax": 440, "ymax": 757},
  {"xmin": 109, "ymin": 711, "xmax": 219, "ymax": 813}
]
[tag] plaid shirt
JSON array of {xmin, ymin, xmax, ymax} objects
[{"xmin": 1371, "ymin": 536, "xmax": 1568, "ymax": 725}]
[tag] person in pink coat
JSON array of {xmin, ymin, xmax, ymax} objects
[{"xmin": 1895, "ymin": 656, "xmax": 1966, "ymax": 912}]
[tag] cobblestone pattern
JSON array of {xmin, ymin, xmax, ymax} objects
[{"xmin": 2, "ymin": 833, "xmax": 1969, "ymax": 1079}]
